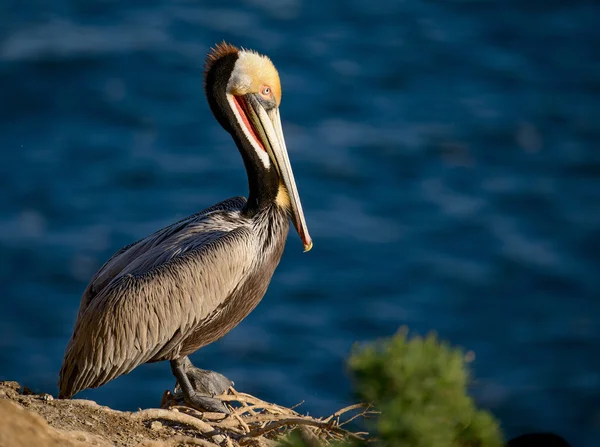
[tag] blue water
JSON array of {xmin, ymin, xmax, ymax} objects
[{"xmin": 1, "ymin": 1, "xmax": 599, "ymax": 445}]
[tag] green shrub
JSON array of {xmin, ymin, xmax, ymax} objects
[
  {"xmin": 348, "ymin": 328, "xmax": 503, "ymax": 447},
  {"xmin": 282, "ymin": 328, "xmax": 504, "ymax": 447}
]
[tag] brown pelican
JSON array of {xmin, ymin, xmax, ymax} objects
[{"xmin": 58, "ymin": 42, "xmax": 312, "ymax": 413}]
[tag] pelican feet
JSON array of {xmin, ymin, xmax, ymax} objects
[
  {"xmin": 181, "ymin": 357, "xmax": 233, "ymax": 396},
  {"xmin": 170, "ymin": 357, "xmax": 232, "ymax": 414},
  {"xmin": 183, "ymin": 391, "xmax": 230, "ymax": 414}
]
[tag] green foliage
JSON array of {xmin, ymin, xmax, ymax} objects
[
  {"xmin": 348, "ymin": 328, "xmax": 503, "ymax": 447},
  {"xmin": 281, "ymin": 328, "xmax": 504, "ymax": 447}
]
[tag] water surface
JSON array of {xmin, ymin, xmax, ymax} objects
[{"xmin": 1, "ymin": 1, "xmax": 599, "ymax": 445}]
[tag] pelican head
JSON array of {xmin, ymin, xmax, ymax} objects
[{"xmin": 203, "ymin": 43, "xmax": 312, "ymax": 252}]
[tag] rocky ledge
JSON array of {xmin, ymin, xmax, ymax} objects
[{"xmin": 0, "ymin": 381, "xmax": 370, "ymax": 447}]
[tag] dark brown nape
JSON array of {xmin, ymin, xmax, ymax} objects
[
  {"xmin": 202, "ymin": 42, "xmax": 280, "ymax": 215},
  {"xmin": 203, "ymin": 42, "xmax": 239, "ymax": 88},
  {"xmin": 203, "ymin": 43, "xmax": 240, "ymax": 134}
]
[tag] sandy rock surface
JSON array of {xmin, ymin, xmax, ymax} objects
[
  {"xmin": 0, "ymin": 381, "xmax": 204, "ymax": 447},
  {"xmin": 0, "ymin": 381, "xmax": 366, "ymax": 447}
]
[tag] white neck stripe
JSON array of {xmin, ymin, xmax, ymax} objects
[{"xmin": 226, "ymin": 94, "xmax": 271, "ymax": 169}]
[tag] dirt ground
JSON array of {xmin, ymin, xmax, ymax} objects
[
  {"xmin": 0, "ymin": 381, "xmax": 215, "ymax": 447},
  {"xmin": 0, "ymin": 381, "xmax": 368, "ymax": 447}
]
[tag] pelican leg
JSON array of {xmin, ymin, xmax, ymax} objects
[
  {"xmin": 170, "ymin": 358, "xmax": 230, "ymax": 414},
  {"xmin": 181, "ymin": 356, "xmax": 233, "ymax": 396}
]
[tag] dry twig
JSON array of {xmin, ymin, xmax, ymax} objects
[{"xmin": 155, "ymin": 386, "xmax": 371, "ymax": 446}]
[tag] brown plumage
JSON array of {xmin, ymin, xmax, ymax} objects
[
  {"xmin": 204, "ymin": 42, "xmax": 240, "ymax": 79},
  {"xmin": 58, "ymin": 43, "xmax": 312, "ymax": 411},
  {"xmin": 59, "ymin": 198, "xmax": 288, "ymax": 397}
]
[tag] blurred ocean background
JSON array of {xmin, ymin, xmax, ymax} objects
[{"xmin": 1, "ymin": 0, "xmax": 599, "ymax": 445}]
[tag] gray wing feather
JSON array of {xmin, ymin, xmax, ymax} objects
[
  {"xmin": 76, "ymin": 196, "xmax": 247, "ymax": 319},
  {"xmin": 60, "ymin": 196, "xmax": 254, "ymax": 397}
]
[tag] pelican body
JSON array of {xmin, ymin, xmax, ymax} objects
[{"xmin": 58, "ymin": 43, "xmax": 312, "ymax": 412}]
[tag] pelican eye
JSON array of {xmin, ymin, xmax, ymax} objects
[{"xmin": 261, "ymin": 86, "xmax": 271, "ymax": 97}]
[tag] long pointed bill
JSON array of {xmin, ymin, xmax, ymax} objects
[{"xmin": 243, "ymin": 94, "xmax": 312, "ymax": 252}]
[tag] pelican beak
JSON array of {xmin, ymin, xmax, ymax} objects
[{"xmin": 243, "ymin": 94, "xmax": 312, "ymax": 252}]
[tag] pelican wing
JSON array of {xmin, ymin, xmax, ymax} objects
[
  {"xmin": 59, "ymin": 197, "xmax": 254, "ymax": 398},
  {"xmin": 76, "ymin": 196, "xmax": 247, "ymax": 319}
]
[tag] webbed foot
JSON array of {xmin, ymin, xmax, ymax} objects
[
  {"xmin": 181, "ymin": 357, "xmax": 233, "ymax": 396},
  {"xmin": 184, "ymin": 393, "xmax": 230, "ymax": 414},
  {"xmin": 170, "ymin": 357, "xmax": 231, "ymax": 414}
]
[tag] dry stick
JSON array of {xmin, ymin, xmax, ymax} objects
[
  {"xmin": 218, "ymin": 393, "xmax": 288, "ymax": 414},
  {"xmin": 209, "ymin": 419, "xmax": 246, "ymax": 435},
  {"xmin": 322, "ymin": 403, "xmax": 369, "ymax": 424},
  {"xmin": 289, "ymin": 400, "xmax": 305, "ymax": 411},
  {"xmin": 167, "ymin": 389, "xmax": 290, "ymax": 419},
  {"xmin": 237, "ymin": 414, "xmax": 324, "ymax": 428},
  {"xmin": 133, "ymin": 408, "xmax": 215, "ymax": 435},
  {"xmin": 231, "ymin": 406, "xmax": 256, "ymax": 418},
  {"xmin": 339, "ymin": 408, "xmax": 378, "ymax": 427},
  {"xmin": 230, "ymin": 387, "xmax": 257, "ymax": 417},
  {"xmin": 169, "ymin": 403, "xmax": 285, "ymax": 436},
  {"xmin": 169, "ymin": 406, "xmax": 245, "ymax": 435},
  {"xmin": 232, "ymin": 412, "xmax": 251, "ymax": 434},
  {"xmin": 171, "ymin": 405, "xmax": 206, "ymax": 420},
  {"xmin": 231, "ymin": 404, "xmax": 287, "ymax": 417},
  {"xmin": 239, "ymin": 418, "xmax": 364, "ymax": 444},
  {"xmin": 241, "ymin": 415, "xmax": 289, "ymax": 425},
  {"xmin": 179, "ymin": 401, "xmax": 367, "ymax": 439},
  {"xmin": 152, "ymin": 389, "xmax": 372, "ymax": 444}
]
